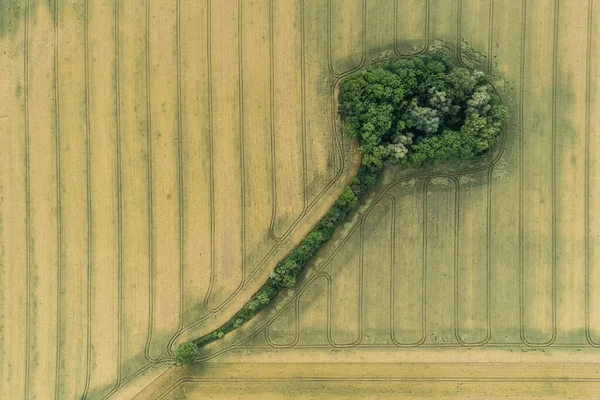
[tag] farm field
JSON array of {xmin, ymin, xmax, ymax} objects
[{"xmin": 1, "ymin": 0, "xmax": 600, "ymax": 399}]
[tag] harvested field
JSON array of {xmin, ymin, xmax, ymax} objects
[{"xmin": 1, "ymin": 0, "xmax": 600, "ymax": 399}]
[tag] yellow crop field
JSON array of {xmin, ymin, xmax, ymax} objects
[{"xmin": 1, "ymin": 0, "xmax": 600, "ymax": 399}]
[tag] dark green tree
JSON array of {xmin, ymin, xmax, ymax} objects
[{"xmin": 337, "ymin": 51, "xmax": 507, "ymax": 167}]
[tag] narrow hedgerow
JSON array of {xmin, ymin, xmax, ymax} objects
[{"xmin": 192, "ymin": 181, "xmax": 363, "ymax": 349}]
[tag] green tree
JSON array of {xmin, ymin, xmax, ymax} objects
[
  {"xmin": 337, "ymin": 51, "xmax": 506, "ymax": 167},
  {"xmin": 335, "ymin": 186, "xmax": 358, "ymax": 212},
  {"xmin": 174, "ymin": 342, "xmax": 200, "ymax": 365}
]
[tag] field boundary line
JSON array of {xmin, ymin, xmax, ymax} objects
[
  {"xmin": 23, "ymin": 0, "xmax": 31, "ymax": 397},
  {"xmin": 265, "ymin": 296, "xmax": 300, "ymax": 348},
  {"xmin": 176, "ymin": 0, "xmax": 185, "ymax": 342},
  {"xmin": 550, "ymin": 0, "xmax": 558, "ymax": 347},
  {"xmin": 421, "ymin": 178, "xmax": 428, "ymax": 346},
  {"xmin": 172, "ymin": 377, "xmax": 600, "ymax": 383},
  {"xmin": 269, "ymin": 0, "xmax": 345, "ymax": 243},
  {"xmin": 300, "ymin": 0, "xmax": 308, "ymax": 216},
  {"xmin": 390, "ymin": 181, "xmax": 427, "ymax": 347},
  {"xmin": 147, "ymin": 0, "xmax": 187, "ymax": 361},
  {"xmin": 453, "ymin": 174, "xmax": 490, "ymax": 346},
  {"xmin": 267, "ymin": 0, "xmax": 309, "ymax": 242},
  {"xmin": 393, "ymin": 0, "xmax": 398, "ymax": 57},
  {"xmin": 519, "ymin": 0, "xmax": 558, "ymax": 348},
  {"xmin": 384, "ymin": 194, "xmax": 396, "ymax": 346},
  {"xmin": 53, "ymin": 0, "xmax": 62, "ymax": 397},
  {"xmin": 325, "ymin": 218, "xmax": 363, "ymax": 348},
  {"xmin": 456, "ymin": 0, "xmax": 463, "ymax": 66},
  {"xmin": 485, "ymin": 170, "xmax": 493, "ymax": 342},
  {"xmin": 204, "ymin": 0, "xmax": 215, "ymax": 315},
  {"xmin": 238, "ymin": 0, "xmax": 246, "ymax": 304},
  {"xmin": 83, "ymin": 0, "xmax": 93, "ymax": 394},
  {"xmin": 517, "ymin": 0, "xmax": 526, "ymax": 348},
  {"xmin": 155, "ymin": 374, "xmax": 600, "ymax": 399},
  {"xmin": 355, "ymin": 219, "xmax": 365, "ymax": 347},
  {"xmin": 487, "ymin": 0, "xmax": 494, "ymax": 74},
  {"xmin": 243, "ymin": 341, "xmax": 600, "ymax": 349},
  {"xmin": 452, "ymin": 177, "xmax": 461, "ymax": 345},
  {"xmin": 485, "ymin": 0, "xmax": 494, "ymax": 344},
  {"xmin": 584, "ymin": 0, "xmax": 599, "ymax": 347},
  {"xmin": 202, "ymin": 0, "xmax": 246, "ymax": 314},
  {"xmin": 102, "ymin": 0, "xmax": 125, "ymax": 396},
  {"xmin": 454, "ymin": 1, "xmax": 494, "ymax": 346},
  {"xmin": 268, "ymin": 0, "xmax": 277, "ymax": 241},
  {"xmin": 327, "ymin": 0, "xmax": 367, "ymax": 90},
  {"xmin": 359, "ymin": 220, "xmax": 364, "ymax": 345},
  {"xmin": 161, "ymin": 0, "xmax": 187, "ymax": 357},
  {"xmin": 325, "ymin": 0, "xmax": 342, "ymax": 173},
  {"xmin": 115, "ymin": 0, "xmax": 124, "ymax": 388},
  {"xmin": 144, "ymin": 0, "xmax": 158, "ymax": 363}
]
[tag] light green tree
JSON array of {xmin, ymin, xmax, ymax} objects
[{"xmin": 174, "ymin": 342, "xmax": 200, "ymax": 365}]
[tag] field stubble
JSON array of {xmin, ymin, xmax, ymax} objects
[{"xmin": 1, "ymin": 0, "xmax": 600, "ymax": 399}]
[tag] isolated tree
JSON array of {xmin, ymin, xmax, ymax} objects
[{"xmin": 174, "ymin": 342, "xmax": 199, "ymax": 365}]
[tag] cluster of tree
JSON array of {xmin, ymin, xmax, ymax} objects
[
  {"xmin": 338, "ymin": 51, "xmax": 507, "ymax": 167},
  {"xmin": 174, "ymin": 52, "xmax": 507, "ymax": 363}
]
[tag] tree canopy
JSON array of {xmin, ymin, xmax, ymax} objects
[{"xmin": 338, "ymin": 51, "xmax": 508, "ymax": 168}]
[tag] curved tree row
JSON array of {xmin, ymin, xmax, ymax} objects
[{"xmin": 175, "ymin": 51, "xmax": 508, "ymax": 364}]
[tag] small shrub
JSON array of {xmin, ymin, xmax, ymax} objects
[{"xmin": 174, "ymin": 342, "xmax": 199, "ymax": 365}]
